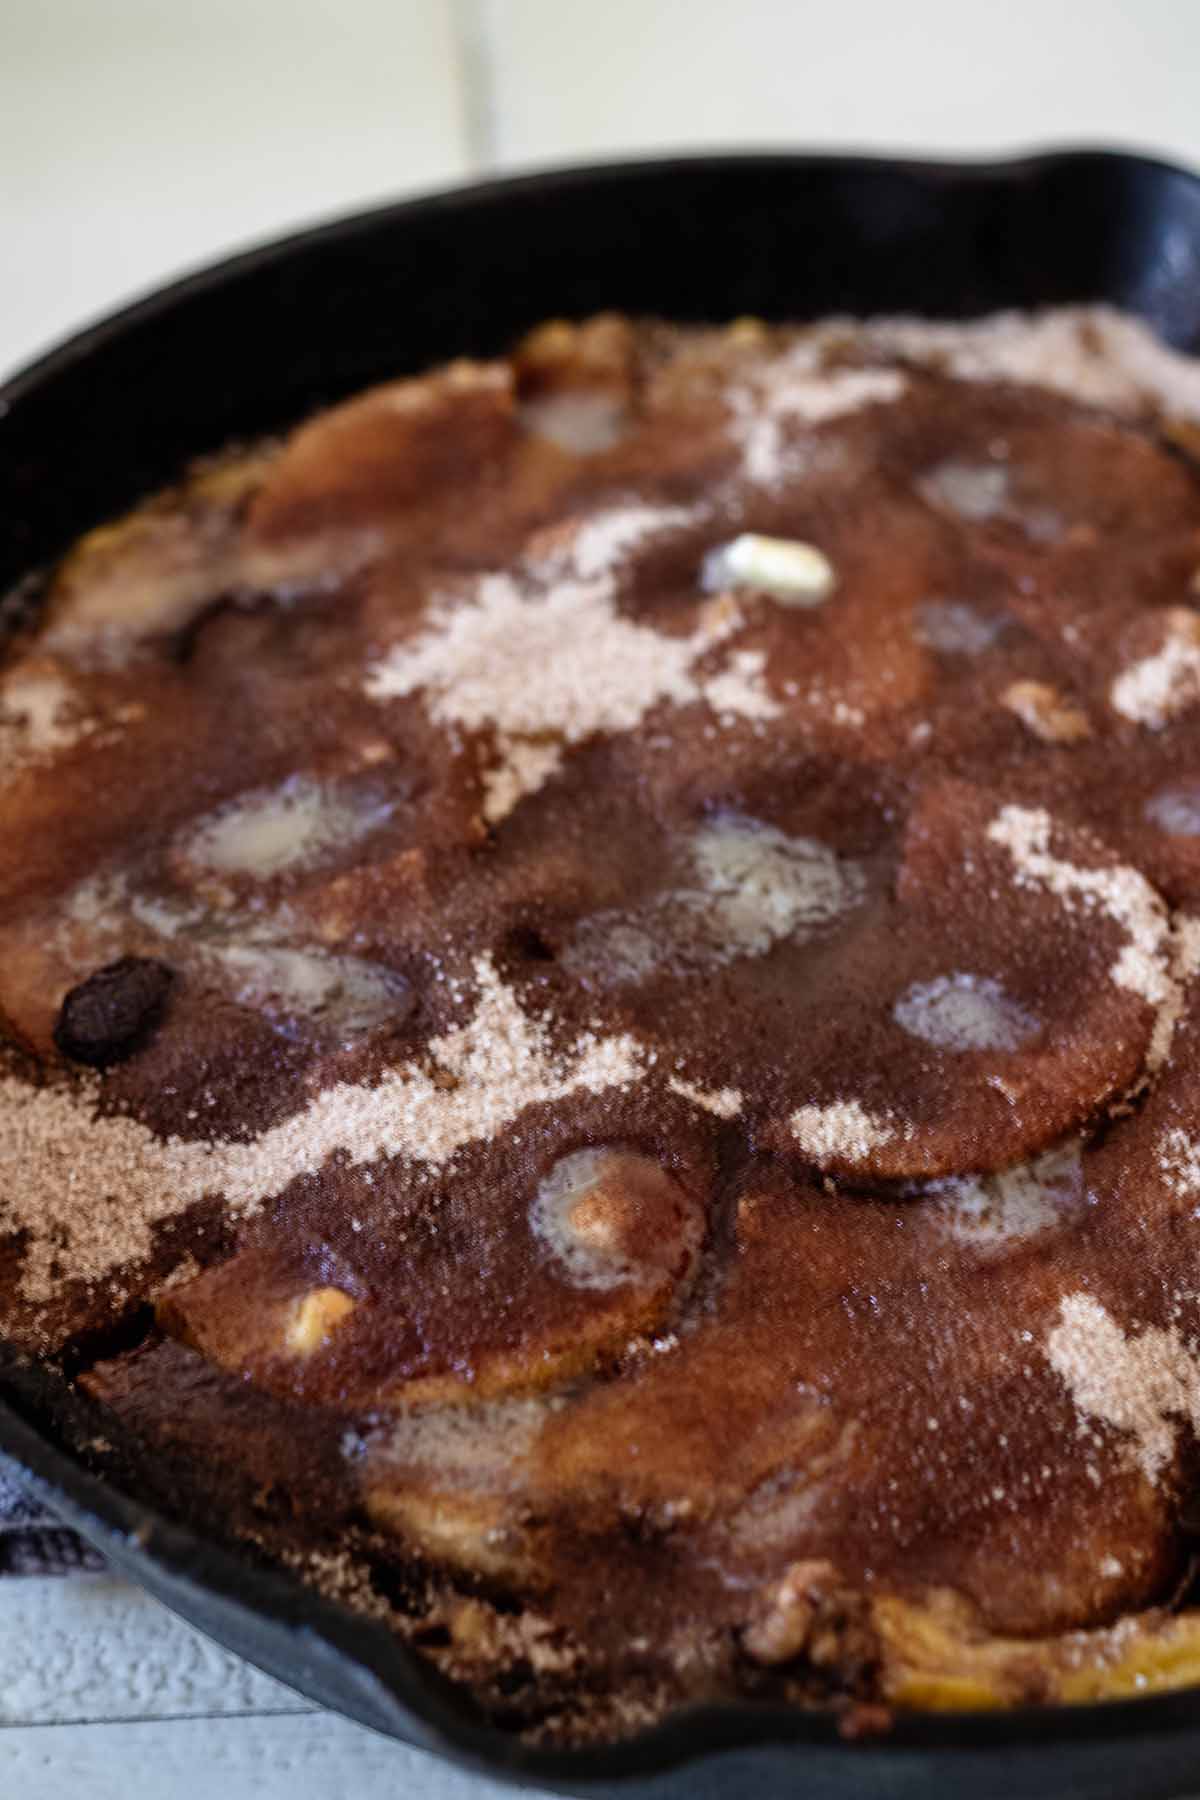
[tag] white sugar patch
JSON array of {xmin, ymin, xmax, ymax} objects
[
  {"xmin": 365, "ymin": 502, "xmax": 787, "ymax": 819},
  {"xmin": 0, "ymin": 1078, "xmax": 236, "ymax": 1306},
  {"xmin": 181, "ymin": 775, "xmax": 392, "ymax": 880},
  {"xmin": 0, "ymin": 956, "xmax": 644, "ymax": 1305},
  {"xmin": 666, "ymin": 1076, "xmax": 743, "ymax": 1119},
  {"xmin": 482, "ymin": 740, "xmax": 564, "ymax": 825},
  {"xmin": 1146, "ymin": 782, "xmax": 1200, "ymax": 836},
  {"xmin": 565, "ymin": 814, "xmax": 865, "ymax": 986},
  {"xmin": 527, "ymin": 503, "xmax": 694, "ymax": 582},
  {"xmin": 1046, "ymin": 1293, "xmax": 1200, "ymax": 1482},
  {"xmin": 1111, "ymin": 611, "xmax": 1200, "ymax": 730},
  {"xmin": 986, "ymin": 804, "xmax": 1171, "ymax": 1010},
  {"xmin": 212, "ymin": 955, "xmax": 644, "ymax": 1203},
  {"xmin": 727, "ymin": 346, "xmax": 906, "ymax": 487},
  {"xmin": 915, "ymin": 600, "xmax": 1004, "ymax": 655},
  {"xmin": 1158, "ymin": 1127, "xmax": 1200, "ymax": 1201},
  {"xmin": 790, "ymin": 1099, "xmax": 897, "ymax": 1167},
  {"xmin": 700, "ymin": 649, "xmax": 780, "ymax": 722},
  {"xmin": 858, "ymin": 306, "xmax": 1200, "ymax": 422},
  {"xmin": 925, "ymin": 1142, "xmax": 1082, "ymax": 1247},
  {"xmin": 894, "ymin": 972, "xmax": 1040, "ymax": 1053},
  {"xmin": 366, "ymin": 568, "xmax": 778, "ymax": 818}
]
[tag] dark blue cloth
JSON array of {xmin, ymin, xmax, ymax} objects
[{"xmin": 0, "ymin": 1470, "xmax": 102, "ymax": 1574}]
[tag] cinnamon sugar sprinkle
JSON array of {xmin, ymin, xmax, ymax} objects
[
  {"xmin": 666, "ymin": 1076, "xmax": 743, "ymax": 1119},
  {"xmin": 1159, "ymin": 1127, "xmax": 1200, "ymax": 1201},
  {"xmin": 480, "ymin": 740, "xmax": 564, "ymax": 825},
  {"xmin": 525, "ymin": 502, "xmax": 694, "ymax": 583},
  {"xmin": 857, "ymin": 305, "xmax": 1200, "ymax": 421},
  {"xmin": 726, "ymin": 350, "xmax": 907, "ymax": 487},
  {"xmin": 1111, "ymin": 610, "xmax": 1200, "ymax": 732},
  {"xmin": 365, "ymin": 567, "xmax": 776, "ymax": 733},
  {"xmin": 790, "ymin": 1099, "xmax": 899, "ymax": 1167},
  {"xmin": 0, "ymin": 956, "xmax": 643, "ymax": 1306},
  {"xmin": 722, "ymin": 303, "xmax": 1200, "ymax": 499},
  {"xmin": 1046, "ymin": 1294, "xmax": 1200, "ymax": 1482},
  {"xmin": 986, "ymin": 804, "xmax": 1172, "ymax": 1009},
  {"xmin": 364, "ymin": 524, "xmax": 779, "ymax": 820}
]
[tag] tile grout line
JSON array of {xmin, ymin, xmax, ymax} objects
[
  {"xmin": 0, "ymin": 1706, "xmax": 319, "ymax": 1732},
  {"xmin": 449, "ymin": 0, "xmax": 502, "ymax": 172}
]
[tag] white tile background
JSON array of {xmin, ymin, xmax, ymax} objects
[
  {"xmin": 481, "ymin": 0, "xmax": 1200, "ymax": 170},
  {"xmin": 0, "ymin": 0, "xmax": 469, "ymax": 374},
  {"xmin": 3, "ymin": 0, "xmax": 1200, "ymax": 376},
  {"xmin": 0, "ymin": 1578, "xmax": 549, "ymax": 1799},
  {"xmin": 3, "ymin": 3, "xmax": 1200, "ymax": 1794}
]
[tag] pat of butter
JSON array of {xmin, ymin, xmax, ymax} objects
[{"xmin": 702, "ymin": 533, "xmax": 835, "ymax": 605}]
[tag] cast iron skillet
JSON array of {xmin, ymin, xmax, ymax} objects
[{"xmin": 4, "ymin": 149, "xmax": 1200, "ymax": 1799}]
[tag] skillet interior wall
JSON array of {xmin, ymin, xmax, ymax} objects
[{"xmin": 4, "ymin": 153, "xmax": 1200, "ymax": 603}]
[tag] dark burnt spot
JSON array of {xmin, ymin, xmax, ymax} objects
[
  {"xmin": 53, "ymin": 957, "xmax": 175, "ymax": 1068},
  {"xmin": 507, "ymin": 924, "xmax": 556, "ymax": 963}
]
